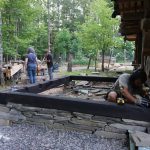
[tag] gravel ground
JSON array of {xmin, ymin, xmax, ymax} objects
[{"xmin": 0, "ymin": 123, "xmax": 128, "ymax": 150}]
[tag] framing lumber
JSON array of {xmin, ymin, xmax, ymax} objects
[
  {"xmin": 0, "ymin": 75, "xmax": 150, "ymax": 122},
  {"xmin": 0, "ymin": 91, "xmax": 150, "ymax": 122},
  {"xmin": 70, "ymin": 75, "xmax": 117, "ymax": 82},
  {"xmin": 16, "ymin": 76, "xmax": 117, "ymax": 93},
  {"xmin": 17, "ymin": 76, "xmax": 71, "ymax": 93}
]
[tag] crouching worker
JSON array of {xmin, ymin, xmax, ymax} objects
[{"xmin": 105, "ymin": 69, "xmax": 150, "ymax": 108}]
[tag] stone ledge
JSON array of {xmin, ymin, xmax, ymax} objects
[
  {"xmin": 110, "ymin": 123, "xmax": 146, "ymax": 132},
  {"xmin": 94, "ymin": 130, "xmax": 127, "ymax": 139}
]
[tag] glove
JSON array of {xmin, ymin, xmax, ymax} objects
[
  {"xmin": 140, "ymin": 98, "xmax": 150, "ymax": 108},
  {"xmin": 134, "ymin": 95, "xmax": 142, "ymax": 104},
  {"xmin": 135, "ymin": 95, "xmax": 150, "ymax": 108}
]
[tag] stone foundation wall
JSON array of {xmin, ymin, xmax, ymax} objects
[{"xmin": 0, "ymin": 103, "xmax": 150, "ymax": 140}]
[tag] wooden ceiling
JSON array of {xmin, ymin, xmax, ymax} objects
[{"xmin": 112, "ymin": 0, "xmax": 145, "ymax": 41}]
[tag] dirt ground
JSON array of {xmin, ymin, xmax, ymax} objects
[{"xmin": 39, "ymin": 80, "xmax": 113, "ymax": 102}]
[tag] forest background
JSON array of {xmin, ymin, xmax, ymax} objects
[{"xmin": 0, "ymin": 0, "xmax": 135, "ymax": 72}]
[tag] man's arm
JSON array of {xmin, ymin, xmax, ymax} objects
[{"xmin": 121, "ymin": 87, "xmax": 137, "ymax": 103}]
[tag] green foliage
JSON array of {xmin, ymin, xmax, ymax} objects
[
  {"xmin": 1, "ymin": 0, "xmax": 46, "ymax": 60},
  {"xmin": 0, "ymin": 0, "xmax": 134, "ymax": 66},
  {"xmin": 77, "ymin": 0, "xmax": 119, "ymax": 71},
  {"xmin": 54, "ymin": 28, "xmax": 71, "ymax": 57},
  {"xmin": 113, "ymin": 37, "xmax": 135, "ymax": 62},
  {"xmin": 72, "ymin": 58, "xmax": 89, "ymax": 65}
]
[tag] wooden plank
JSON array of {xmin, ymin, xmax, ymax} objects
[
  {"xmin": 125, "ymin": 34, "xmax": 137, "ymax": 41},
  {"xmin": 17, "ymin": 76, "xmax": 71, "ymax": 93},
  {"xmin": 11, "ymin": 64, "xmax": 23, "ymax": 77},
  {"xmin": 122, "ymin": 12, "xmax": 144, "ymax": 21},
  {"xmin": 70, "ymin": 75, "xmax": 117, "ymax": 82},
  {"xmin": 141, "ymin": 19, "xmax": 150, "ymax": 31},
  {"xmin": 16, "ymin": 76, "xmax": 117, "ymax": 93},
  {"xmin": 120, "ymin": 28, "xmax": 139, "ymax": 36},
  {"xmin": 0, "ymin": 91, "xmax": 150, "ymax": 122}
]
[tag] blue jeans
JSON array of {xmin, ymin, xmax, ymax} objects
[
  {"xmin": 48, "ymin": 67, "xmax": 53, "ymax": 80},
  {"xmin": 27, "ymin": 64, "xmax": 37, "ymax": 84}
]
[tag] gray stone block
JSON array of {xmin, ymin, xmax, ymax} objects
[
  {"xmin": 110, "ymin": 123, "xmax": 146, "ymax": 132},
  {"xmin": 0, "ymin": 112, "xmax": 26, "ymax": 121},
  {"xmin": 7, "ymin": 103, "xmax": 22, "ymax": 108},
  {"xmin": 130, "ymin": 131, "xmax": 150, "ymax": 147},
  {"xmin": 63, "ymin": 122, "xmax": 96, "ymax": 133},
  {"xmin": 22, "ymin": 112, "xmax": 35, "ymax": 117},
  {"xmin": 70, "ymin": 118, "xmax": 106, "ymax": 128},
  {"xmin": 33, "ymin": 113, "xmax": 53, "ymax": 119},
  {"xmin": 26, "ymin": 117, "xmax": 54, "ymax": 124},
  {"xmin": 19, "ymin": 106, "xmax": 42, "ymax": 112},
  {"xmin": 53, "ymin": 116, "xmax": 71, "ymax": 121},
  {"xmin": 0, "ymin": 119, "xmax": 10, "ymax": 126},
  {"xmin": 122, "ymin": 119, "xmax": 150, "ymax": 127},
  {"xmin": 54, "ymin": 112, "xmax": 72, "ymax": 118},
  {"xmin": 0, "ymin": 105, "xmax": 10, "ymax": 112},
  {"xmin": 73, "ymin": 112, "xmax": 93, "ymax": 119},
  {"xmin": 94, "ymin": 130, "xmax": 127, "ymax": 139},
  {"xmin": 24, "ymin": 121, "xmax": 45, "ymax": 126},
  {"xmin": 40, "ymin": 108, "xmax": 70, "ymax": 115},
  {"xmin": 10, "ymin": 109, "xmax": 22, "ymax": 115},
  {"xmin": 92, "ymin": 115, "xmax": 121, "ymax": 124},
  {"xmin": 104, "ymin": 125, "xmax": 127, "ymax": 134}
]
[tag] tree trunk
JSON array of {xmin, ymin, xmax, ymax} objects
[
  {"xmin": 47, "ymin": 0, "xmax": 51, "ymax": 51},
  {"xmin": 107, "ymin": 49, "xmax": 112, "ymax": 70},
  {"xmin": 67, "ymin": 52, "xmax": 72, "ymax": 72},
  {"xmin": 87, "ymin": 56, "xmax": 92, "ymax": 70},
  {"xmin": 0, "ymin": 11, "xmax": 4, "ymax": 85},
  {"xmin": 101, "ymin": 50, "xmax": 105, "ymax": 72},
  {"xmin": 94, "ymin": 58, "xmax": 97, "ymax": 72}
]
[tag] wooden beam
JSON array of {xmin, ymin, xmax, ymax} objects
[
  {"xmin": 122, "ymin": 12, "xmax": 144, "ymax": 21},
  {"xmin": 144, "ymin": 0, "xmax": 150, "ymax": 17},
  {"xmin": 120, "ymin": 28, "xmax": 139, "ymax": 36},
  {"xmin": 70, "ymin": 76, "xmax": 117, "ymax": 82},
  {"xmin": 142, "ymin": 31, "xmax": 150, "ymax": 56},
  {"xmin": 0, "ymin": 91, "xmax": 150, "ymax": 122},
  {"xmin": 135, "ymin": 32, "xmax": 142, "ymax": 65},
  {"xmin": 17, "ymin": 76, "xmax": 71, "ymax": 93},
  {"xmin": 141, "ymin": 19, "xmax": 150, "ymax": 31},
  {"xmin": 125, "ymin": 35, "xmax": 137, "ymax": 41},
  {"xmin": 16, "ymin": 76, "xmax": 117, "ymax": 93}
]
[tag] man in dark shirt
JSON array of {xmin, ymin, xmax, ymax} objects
[{"xmin": 44, "ymin": 50, "xmax": 53, "ymax": 80}]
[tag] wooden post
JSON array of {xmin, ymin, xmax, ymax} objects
[
  {"xmin": 136, "ymin": 33, "xmax": 142, "ymax": 65},
  {"xmin": 0, "ymin": 11, "xmax": 4, "ymax": 85},
  {"xmin": 141, "ymin": 0, "xmax": 150, "ymax": 68}
]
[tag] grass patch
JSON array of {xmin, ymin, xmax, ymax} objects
[{"xmin": 59, "ymin": 69, "xmax": 118, "ymax": 77}]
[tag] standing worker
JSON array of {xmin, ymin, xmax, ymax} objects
[
  {"xmin": 43, "ymin": 50, "xmax": 53, "ymax": 80},
  {"xmin": 25, "ymin": 47, "xmax": 38, "ymax": 84}
]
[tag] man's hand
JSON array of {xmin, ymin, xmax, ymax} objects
[
  {"xmin": 135, "ymin": 95, "xmax": 150, "ymax": 108},
  {"xmin": 120, "ymin": 87, "xmax": 137, "ymax": 103}
]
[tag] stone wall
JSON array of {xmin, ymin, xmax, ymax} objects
[{"xmin": 0, "ymin": 103, "xmax": 150, "ymax": 140}]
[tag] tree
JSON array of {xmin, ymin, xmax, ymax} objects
[
  {"xmin": 0, "ymin": 10, "xmax": 4, "ymax": 85},
  {"xmin": 113, "ymin": 37, "xmax": 135, "ymax": 62},
  {"xmin": 1, "ymin": 0, "xmax": 45, "ymax": 61},
  {"xmin": 78, "ymin": 0, "xmax": 119, "ymax": 71}
]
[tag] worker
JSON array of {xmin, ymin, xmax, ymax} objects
[
  {"xmin": 106, "ymin": 69, "xmax": 150, "ymax": 107},
  {"xmin": 43, "ymin": 49, "xmax": 53, "ymax": 80},
  {"xmin": 25, "ymin": 47, "xmax": 38, "ymax": 84}
]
